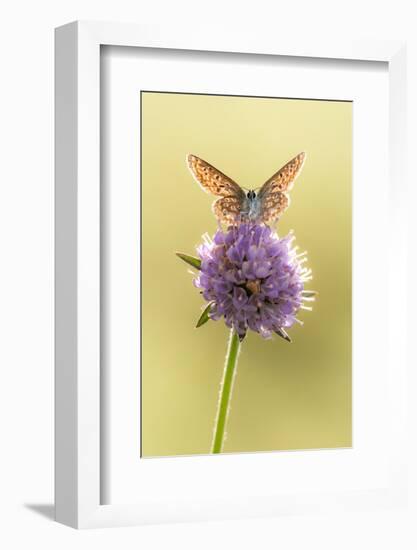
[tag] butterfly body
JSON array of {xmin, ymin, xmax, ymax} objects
[
  {"xmin": 187, "ymin": 152, "xmax": 306, "ymax": 225},
  {"xmin": 241, "ymin": 190, "xmax": 262, "ymax": 222}
]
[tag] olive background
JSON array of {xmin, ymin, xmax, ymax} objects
[{"xmin": 141, "ymin": 91, "xmax": 352, "ymax": 457}]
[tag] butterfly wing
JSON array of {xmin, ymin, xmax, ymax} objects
[
  {"xmin": 258, "ymin": 192, "xmax": 289, "ymax": 224},
  {"xmin": 258, "ymin": 152, "xmax": 306, "ymax": 223},
  {"xmin": 187, "ymin": 154, "xmax": 247, "ymax": 224},
  {"xmin": 212, "ymin": 196, "xmax": 246, "ymax": 224}
]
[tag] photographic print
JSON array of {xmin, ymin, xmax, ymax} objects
[{"xmin": 140, "ymin": 91, "xmax": 352, "ymax": 457}]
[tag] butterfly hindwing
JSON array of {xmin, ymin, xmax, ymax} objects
[
  {"xmin": 260, "ymin": 192, "xmax": 289, "ymax": 224},
  {"xmin": 213, "ymin": 196, "xmax": 247, "ymax": 224}
]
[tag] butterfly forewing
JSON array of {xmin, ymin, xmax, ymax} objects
[
  {"xmin": 187, "ymin": 154, "xmax": 246, "ymax": 199},
  {"xmin": 258, "ymin": 152, "xmax": 306, "ymax": 197}
]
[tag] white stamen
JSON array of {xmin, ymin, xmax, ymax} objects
[{"xmin": 296, "ymin": 251, "xmax": 308, "ymax": 259}]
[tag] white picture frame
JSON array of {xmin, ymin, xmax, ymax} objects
[{"xmin": 55, "ymin": 21, "xmax": 407, "ymax": 529}]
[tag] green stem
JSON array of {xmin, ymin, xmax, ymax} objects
[{"xmin": 211, "ymin": 329, "xmax": 241, "ymax": 454}]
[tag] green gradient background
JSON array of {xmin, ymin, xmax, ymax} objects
[{"xmin": 141, "ymin": 91, "xmax": 352, "ymax": 457}]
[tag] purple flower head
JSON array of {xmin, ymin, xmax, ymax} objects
[{"xmin": 194, "ymin": 223, "xmax": 313, "ymax": 341}]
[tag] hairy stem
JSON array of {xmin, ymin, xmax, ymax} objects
[{"xmin": 211, "ymin": 330, "xmax": 241, "ymax": 454}]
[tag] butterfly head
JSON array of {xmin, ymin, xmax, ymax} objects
[{"xmin": 247, "ymin": 190, "xmax": 256, "ymax": 200}]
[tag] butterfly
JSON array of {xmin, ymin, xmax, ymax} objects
[{"xmin": 187, "ymin": 152, "xmax": 306, "ymax": 225}]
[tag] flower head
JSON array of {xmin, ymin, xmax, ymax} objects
[{"xmin": 193, "ymin": 223, "xmax": 313, "ymax": 341}]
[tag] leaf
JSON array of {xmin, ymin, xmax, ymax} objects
[
  {"xmin": 275, "ymin": 327, "xmax": 292, "ymax": 343},
  {"xmin": 176, "ymin": 252, "xmax": 201, "ymax": 270},
  {"xmin": 196, "ymin": 302, "xmax": 213, "ymax": 328},
  {"xmin": 301, "ymin": 290, "xmax": 318, "ymax": 298}
]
